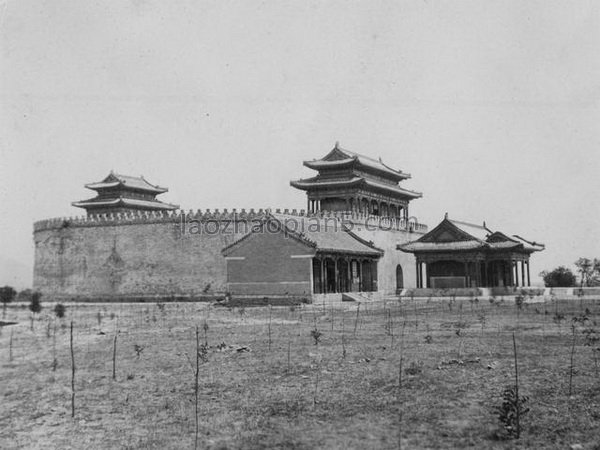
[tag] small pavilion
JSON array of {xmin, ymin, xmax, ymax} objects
[
  {"xmin": 398, "ymin": 214, "xmax": 544, "ymax": 288},
  {"xmin": 290, "ymin": 143, "xmax": 422, "ymax": 219},
  {"xmin": 72, "ymin": 172, "xmax": 178, "ymax": 216}
]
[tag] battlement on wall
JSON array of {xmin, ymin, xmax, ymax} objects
[
  {"xmin": 33, "ymin": 207, "xmax": 428, "ymax": 233},
  {"xmin": 33, "ymin": 208, "xmax": 270, "ymax": 232}
]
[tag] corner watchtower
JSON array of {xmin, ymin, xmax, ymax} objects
[
  {"xmin": 290, "ymin": 142, "xmax": 422, "ymax": 219},
  {"xmin": 72, "ymin": 172, "xmax": 179, "ymax": 216}
]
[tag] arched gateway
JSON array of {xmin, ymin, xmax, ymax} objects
[{"xmin": 396, "ymin": 264, "xmax": 404, "ymax": 291}]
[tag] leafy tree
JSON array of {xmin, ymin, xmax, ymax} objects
[
  {"xmin": 590, "ymin": 259, "xmax": 600, "ymax": 286},
  {"xmin": 29, "ymin": 292, "xmax": 42, "ymax": 313},
  {"xmin": 540, "ymin": 266, "xmax": 577, "ymax": 288},
  {"xmin": 574, "ymin": 258, "xmax": 600, "ymax": 287},
  {"xmin": 16, "ymin": 288, "xmax": 33, "ymax": 302},
  {"xmin": 0, "ymin": 286, "xmax": 17, "ymax": 318},
  {"xmin": 54, "ymin": 303, "xmax": 66, "ymax": 319},
  {"xmin": 29, "ymin": 292, "xmax": 42, "ymax": 330}
]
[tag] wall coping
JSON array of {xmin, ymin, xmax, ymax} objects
[{"xmin": 33, "ymin": 208, "xmax": 428, "ymax": 233}]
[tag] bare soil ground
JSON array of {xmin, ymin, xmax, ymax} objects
[{"xmin": 1, "ymin": 296, "xmax": 599, "ymax": 449}]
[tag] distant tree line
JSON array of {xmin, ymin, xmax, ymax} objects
[
  {"xmin": 0, "ymin": 286, "xmax": 17, "ymax": 318},
  {"xmin": 0, "ymin": 286, "xmax": 43, "ymax": 318},
  {"xmin": 540, "ymin": 257, "xmax": 600, "ymax": 288}
]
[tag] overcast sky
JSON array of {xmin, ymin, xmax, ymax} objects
[{"xmin": 1, "ymin": 0, "xmax": 599, "ymax": 288}]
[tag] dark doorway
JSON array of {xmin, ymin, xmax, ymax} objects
[
  {"xmin": 312, "ymin": 258, "xmax": 322, "ymax": 293},
  {"xmin": 396, "ymin": 264, "xmax": 404, "ymax": 291},
  {"xmin": 325, "ymin": 259, "xmax": 336, "ymax": 293},
  {"xmin": 338, "ymin": 259, "xmax": 349, "ymax": 292}
]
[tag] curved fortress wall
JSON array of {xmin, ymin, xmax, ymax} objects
[
  {"xmin": 33, "ymin": 209, "xmax": 426, "ymax": 300},
  {"xmin": 33, "ymin": 210, "xmax": 267, "ymax": 300}
]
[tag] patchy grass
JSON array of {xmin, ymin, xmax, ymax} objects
[{"xmin": 1, "ymin": 298, "xmax": 600, "ymax": 449}]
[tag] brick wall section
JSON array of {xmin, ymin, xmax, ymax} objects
[
  {"xmin": 225, "ymin": 230, "xmax": 314, "ymax": 296},
  {"xmin": 33, "ymin": 219, "xmax": 250, "ymax": 298}
]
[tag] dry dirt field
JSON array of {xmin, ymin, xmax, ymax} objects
[{"xmin": 1, "ymin": 296, "xmax": 600, "ymax": 449}]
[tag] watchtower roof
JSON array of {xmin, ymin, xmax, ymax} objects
[
  {"xmin": 302, "ymin": 143, "xmax": 411, "ymax": 182},
  {"xmin": 85, "ymin": 172, "xmax": 168, "ymax": 194},
  {"xmin": 290, "ymin": 176, "xmax": 422, "ymax": 199}
]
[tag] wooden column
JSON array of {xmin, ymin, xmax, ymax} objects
[
  {"xmin": 357, "ymin": 259, "xmax": 362, "ymax": 291},
  {"xmin": 521, "ymin": 260, "xmax": 525, "ymax": 287},
  {"xmin": 373, "ymin": 259, "xmax": 378, "ymax": 291},
  {"xmin": 416, "ymin": 262, "xmax": 420, "ymax": 288},
  {"xmin": 320, "ymin": 258, "xmax": 326, "ymax": 293},
  {"xmin": 527, "ymin": 261, "xmax": 531, "ymax": 287},
  {"xmin": 346, "ymin": 257, "xmax": 351, "ymax": 292},
  {"xmin": 484, "ymin": 261, "xmax": 489, "ymax": 287},
  {"xmin": 334, "ymin": 258, "xmax": 339, "ymax": 293}
]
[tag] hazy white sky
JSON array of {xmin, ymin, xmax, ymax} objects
[{"xmin": 1, "ymin": 0, "xmax": 599, "ymax": 288}]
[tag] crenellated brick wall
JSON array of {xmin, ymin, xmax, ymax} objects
[{"xmin": 33, "ymin": 208, "xmax": 426, "ymax": 300}]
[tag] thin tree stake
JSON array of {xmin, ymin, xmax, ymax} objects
[
  {"xmin": 70, "ymin": 321, "xmax": 75, "ymax": 418},
  {"xmin": 112, "ymin": 333, "xmax": 118, "ymax": 380},
  {"xmin": 330, "ymin": 304, "xmax": 334, "ymax": 331},
  {"xmin": 569, "ymin": 324, "xmax": 576, "ymax": 397},
  {"xmin": 52, "ymin": 321, "xmax": 57, "ymax": 371},
  {"xmin": 194, "ymin": 326, "xmax": 200, "ymax": 450},
  {"xmin": 398, "ymin": 318, "xmax": 406, "ymax": 450},
  {"xmin": 268, "ymin": 306, "xmax": 272, "ymax": 351},
  {"xmin": 512, "ymin": 332, "xmax": 521, "ymax": 439},
  {"xmin": 313, "ymin": 369, "xmax": 320, "ymax": 407},
  {"xmin": 342, "ymin": 315, "xmax": 346, "ymax": 358},
  {"xmin": 353, "ymin": 304, "xmax": 360, "ymax": 336},
  {"xmin": 398, "ymin": 356, "xmax": 403, "ymax": 450}
]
